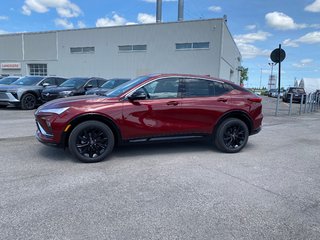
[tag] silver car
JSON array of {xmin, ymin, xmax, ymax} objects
[{"xmin": 0, "ymin": 76, "xmax": 66, "ymax": 109}]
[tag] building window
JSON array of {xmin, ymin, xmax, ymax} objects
[
  {"xmin": 28, "ymin": 64, "xmax": 47, "ymax": 76},
  {"xmin": 70, "ymin": 47, "xmax": 95, "ymax": 54},
  {"xmin": 176, "ymin": 42, "xmax": 210, "ymax": 50},
  {"xmin": 118, "ymin": 44, "xmax": 147, "ymax": 52},
  {"xmin": 176, "ymin": 43, "xmax": 192, "ymax": 50}
]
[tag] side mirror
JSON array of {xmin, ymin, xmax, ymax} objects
[
  {"xmin": 128, "ymin": 91, "xmax": 147, "ymax": 101},
  {"xmin": 43, "ymin": 83, "xmax": 50, "ymax": 87}
]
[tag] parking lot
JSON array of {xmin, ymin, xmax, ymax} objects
[{"xmin": 1, "ymin": 96, "xmax": 320, "ymax": 240}]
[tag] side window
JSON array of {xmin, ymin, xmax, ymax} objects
[
  {"xmin": 183, "ymin": 78, "xmax": 214, "ymax": 97},
  {"xmin": 140, "ymin": 78, "xmax": 179, "ymax": 99},
  {"xmin": 87, "ymin": 80, "xmax": 98, "ymax": 88},
  {"xmin": 42, "ymin": 77, "xmax": 56, "ymax": 86},
  {"xmin": 214, "ymin": 82, "xmax": 229, "ymax": 96}
]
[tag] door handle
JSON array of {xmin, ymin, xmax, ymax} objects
[
  {"xmin": 167, "ymin": 101, "xmax": 179, "ymax": 106},
  {"xmin": 217, "ymin": 98, "xmax": 228, "ymax": 102}
]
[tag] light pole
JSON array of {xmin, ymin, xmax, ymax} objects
[{"xmin": 268, "ymin": 62, "xmax": 277, "ymax": 90}]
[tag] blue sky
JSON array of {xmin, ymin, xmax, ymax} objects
[{"xmin": 0, "ymin": 0, "xmax": 319, "ymax": 88}]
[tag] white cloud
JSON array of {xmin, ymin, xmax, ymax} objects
[
  {"xmin": 283, "ymin": 31, "xmax": 320, "ymax": 47},
  {"xmin": 0, "ymin": 16, "xmax": 9, "ymax": 20},
  {"xmin": 234, "ymin": 31, "xmax": 271, "ymax": 59},
  {"xmin": 137, "ymin": 13, "xmax": 156, "ymax": 24},
  {"xmin": 265, "ymin": 12, "xmax": 306, "ymax": 30},
  {"xmin": 293, "ymin": 59, "xmax": 313, "ymax": 68},
  {"xmin": 236, "ymin": 43, "xmax": 270, "ymax": 59},
  {"xmin": 208, "ymin": 6, "xmax": 222, "ymax": 12},
  {"xmin": 54, "ymin": 18, "xmax": 74, "ymax": 29},
  {"xmin": 283, "ymin": 39, "xmax": 299, "ymax": 47},
  {"xmin": 245, "ymin": 25, "xmax": 257, "ymax": 30},
  {"xmin": 77, "ymin": 21, "xmax": 86, "ymax": 28},
  {"xmin": 296, "ymin": 31, "xmax": 320, "ymax": 44},
  {"xmin": 96, "ymin": 13, "xmax": 127, "ymax": 27},
  {"xmin": 305, "ymin": 0, "xmax": 320, "ymax": 12},
  {"xmin": 96, "ymin": 12, "xmax": 157, "ymax": 27},
  {"xmin": 22, "ymin": 0, "xmax": 82, "ymax": 18},
  {"xmin": 234, "ymin": 31, "xmax": 272, "ymax": 44}
]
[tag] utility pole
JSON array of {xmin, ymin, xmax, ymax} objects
[{"xmin": 268, "ymin": 62, "xmax": 277, "ymax": 90}]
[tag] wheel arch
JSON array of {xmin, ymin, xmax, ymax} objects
[
  {"xmin": 213, "ymin": 111, "xmax": 253, "ymax": 136},
  {"xmin": 61, "ymin": 114, "xmax": 122, "ymax": 148}
]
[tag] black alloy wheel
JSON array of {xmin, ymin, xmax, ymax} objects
[
  {"xmin": 215, "ymin": 118, "xmax": 249, "ymax": 153},
  {"xmin": 21, "ymin": 93, "xmax": 36, "ymax": 110},
  {"xmin": 68, "ymin": 121, "xmax": 115, "ymax": 163}
]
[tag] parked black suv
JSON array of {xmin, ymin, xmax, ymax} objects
[
  {"xmin": 0, "ymin": 76, "xmax": 67, "ymax": 109},
  {"xmin": 85, "ymin": 78, "xmax": 130, "ymax": 95},
  {"xmin": 283, "ymin": 87, "xmax": 306, "ymax": 103},
  {"xmin": 41, "ymin": 77, "xmax": 107, "ymax": 102}
]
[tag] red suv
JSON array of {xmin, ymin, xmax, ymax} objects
[{"xmin": 35, "ymin": 74, "xmax": 263, "ymax": 163}]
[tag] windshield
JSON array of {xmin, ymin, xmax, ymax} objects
[
  {"xmin": 106, "ymin": 76, "xmax": 149, "ymax": 97},
  {"xmin": 12, "ymin": 76, "xmax": 44, "ymax": 86},
  {"xmin": 60, "ymin": 78, "xmax": 88, "ymax": 88},
  {"xmin": 290, "ymin": 88, "xmax": 305, "ymax": 94},
  {"xmin": 100, "ymin": 79, "xmax": 126, "ymax": 89},
  {"xmin": 0, "ymin": 77, "xmax": 20, "ymax": 84},
  {"xmin": 101, "ymin": 80, "xmax": 114, "ymax": 89}
]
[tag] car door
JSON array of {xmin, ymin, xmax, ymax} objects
[
  {"xmin": 121, "ymin": 77, "xmax": 185, "ymax": 140},
  {"xmin": 179, "ymin": 78, "xmax": 234, "ymax": 134}
]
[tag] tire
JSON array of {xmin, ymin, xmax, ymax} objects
[
  {"xmin": 214, "ymin": 118, "xmax": 249, "ymax": 153},
  {"xmin": 68, "ymin": 120, "xmax": 115, "ymax": 163},
  {"xmin": 21, "ymin": 93, "xmax": 36, "ymax": 110}
]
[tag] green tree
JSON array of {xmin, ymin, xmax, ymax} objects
[{"xmin": 239, "ymin": 67, "xmax": 248, "ymax": 85}]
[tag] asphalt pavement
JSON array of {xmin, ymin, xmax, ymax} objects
[{"xmin": 0, "ymin": 97, "xmax": 320, "ymax": 240}]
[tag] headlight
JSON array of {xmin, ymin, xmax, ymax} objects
[
  {"xmin": 7, "ymin": 90, "xmax": 19, "ymax": 99},
  {"xmin": 38, "ymin": 107, "xmax": 69, "ymax": 115},
  {"xmin": 59, "ymin": 91, "xmax": 73, "ymax": 97}
]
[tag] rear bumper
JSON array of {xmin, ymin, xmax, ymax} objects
[{"xmin": 251, "ymin": 127, "xmax": 261, "ymax": 135}]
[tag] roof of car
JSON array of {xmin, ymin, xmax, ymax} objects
[{"xmin": 148, "ymin": 73, "xmax": 230, "ymax": 83}]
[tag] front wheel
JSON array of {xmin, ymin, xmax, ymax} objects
[
  {"xmin": 214, "ymin": 118, "xmax": 249, "ymax": 153},
  {"xmin": 21, "ymin": 93, "xmax": 36, "ymax": 110},
  {"xmin": 68, "ymin": 121, "xmax": 115, "ymax": 163}
]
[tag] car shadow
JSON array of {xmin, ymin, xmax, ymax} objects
[{"xmin": 37, "ymin": 140, "xmax": 220, "ymax": 163}]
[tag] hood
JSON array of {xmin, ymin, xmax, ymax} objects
[
  {"xmin": 37, "ymin": 94, "xmax": 120, "ymax": 111},
  {"xmin": 42, "ymin": 86, "xmax": 76, "ymax": 93},
  {"xmin": 0, "ymin": 84, "xmax": 42, "ymax": 92}
]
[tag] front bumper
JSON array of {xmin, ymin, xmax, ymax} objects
[
  {"xmin": 35, "ymin": 130, "xmax": 59, "ymax": 147},
  {"xmin": 0, "ymin": 92, "xmax": 20, "ymax": 104}
]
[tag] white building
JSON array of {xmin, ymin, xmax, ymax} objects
[{"xmin": 0, "ymin": 18, "xmax": 242, "ymax": 84}]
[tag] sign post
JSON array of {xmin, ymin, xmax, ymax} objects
[{"xmin": 270, "ymin": 44, "xmax": 286, "ymax": 116}]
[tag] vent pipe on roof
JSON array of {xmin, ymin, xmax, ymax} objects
[
  {"xmin": 156, "ymin": 0, "xmax": 162, "ymax": 23},
  {"xmin": 178, "ymin": 0, "xmax": 184, "ymax": 21}
]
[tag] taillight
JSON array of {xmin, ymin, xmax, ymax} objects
[{"xmin": 248, "ymin": 97, "xmax": 262, "ymax": 103}]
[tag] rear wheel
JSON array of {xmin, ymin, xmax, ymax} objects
[
  {"xmin": 21, "ymin": 93, "xmax": 36, "ymax": 110},
  {"xmin": 214, "ymin": 118, "xmax": 249, "ymax": 153},
  {"xmin": 68, "ymin": 120, "xmax": 115, "ymax": 163}
]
